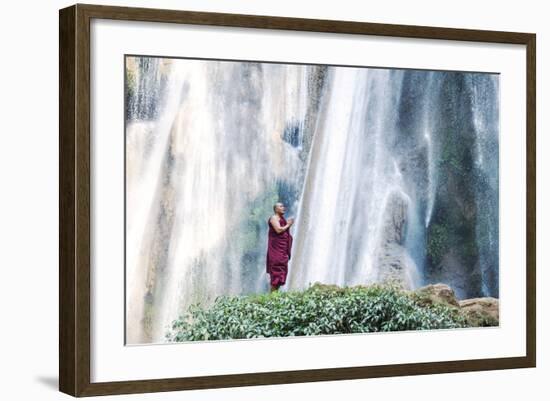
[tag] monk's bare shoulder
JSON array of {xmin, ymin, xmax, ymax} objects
[{"xmin": 270, "ymin": 215, "xmax": 282, "ymax": 227}]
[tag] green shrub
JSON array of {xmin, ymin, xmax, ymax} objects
[{"xmin": 165, "ymin": 282, "xmax": 469, "ymax": 342}]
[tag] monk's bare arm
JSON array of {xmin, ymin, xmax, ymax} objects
[{"xmin": 270, "ymin": 216, "xmax": 294, "ymax": 234}]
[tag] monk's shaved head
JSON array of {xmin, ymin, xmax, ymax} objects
[{"xmin": 273, "ymin": 202, "xmax": 284, "ymax": 213}]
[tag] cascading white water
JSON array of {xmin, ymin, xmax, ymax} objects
[
  {"xmin": 126, "ymin": 58, "xmax": 186, "ymax": 344},
  {"xmin": 126, "ymin": 58, "xmax": 319, "ymax": 343},
  {"xmin": 287, "ymin": 68, "xmax": 422, "ymax": 290},
  {"xmin": 126, "ymin": 57, "xmax": 499, "ymax": 344}
]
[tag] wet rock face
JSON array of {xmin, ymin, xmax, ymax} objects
[
  {"xmin": 421, "ymin": 72, "xmax": 499, "ymax": 300},
  {"xmin": 376, "ymin": 244, "xmax": 419, "ymax": 290},
  {"xmin": 382, "ymin": 191, "xmax": 409, "ymax": 245},
  {"xmin": 376, "ymin": 191, "xmax": 419, "ymax": 290},
  {"xmin": 433, "ymin": 250, "xmax": 470, "ymax": 300}
]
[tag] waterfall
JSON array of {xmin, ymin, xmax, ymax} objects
[
  {"xmin": 469, "ymin": 74, "xmax": 500, "ymax": 297},
  {"xmin": 288, "ymin": 68, "xmax": 422, "ymax": 290},
  {"xmin": 125, "ymin": 57, "xmax": 499, "ymax": 344},
  {"xmin": 125, "ymin": 59, "xmax": 186, "ymax": 344},
  {"xmin": 125, "ymin": 58, "xmax": 322, "ymax": 343}
]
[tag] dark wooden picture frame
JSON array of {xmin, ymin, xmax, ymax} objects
[{"xmin": 59, "ymin": 3, "xmax": 536, "ymax": 397}]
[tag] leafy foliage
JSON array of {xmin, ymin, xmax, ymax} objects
[{"xmin": 165, "ymin": 283, "xmax": 469, "ymax": 342}]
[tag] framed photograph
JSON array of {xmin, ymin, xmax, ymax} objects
[{"xmin": 59, "ymin": 3, "xmax": 536, "ymax": 397}]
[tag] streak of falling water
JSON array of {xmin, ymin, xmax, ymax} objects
[
  {"xmin": 125, "ymin": 61, "xmax": 186, "ymax": 344},
  {"xmin": 423, "ymin": 72, "xmax": 437, "ymax": 228}
]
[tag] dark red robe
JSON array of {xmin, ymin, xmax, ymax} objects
[{"xmin": 266, "ymin": 216, "xmax": 293, "ymax": 287}]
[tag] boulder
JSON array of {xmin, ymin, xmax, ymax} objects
[
  {"xmin": 459, "ymin": 297, "xmax": 499, "ymax": 327},
  {"xmin": 411, "ymin": 283, "xmax": 460, "ymax": 307},
  {"xmin": 409, "ymin": 283, "xmax": 499, "ymax": 327}
]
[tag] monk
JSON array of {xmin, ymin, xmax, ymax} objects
[{"xmin": 266, "ymin": 202, "xmax": 294, "ymax": 292}]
